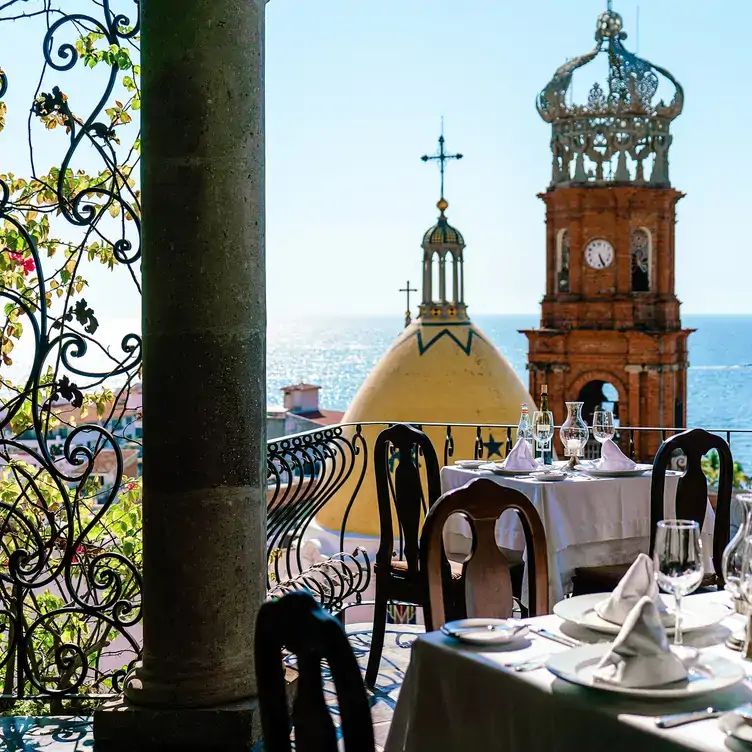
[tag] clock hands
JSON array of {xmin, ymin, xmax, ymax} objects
[{"xmin": 598, "ymin": 253, "xmax": 605, "ymax": 267}]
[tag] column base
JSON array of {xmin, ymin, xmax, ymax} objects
[{"xmin": 93, "ymin": 697, "xmax": 261, "ymax": 751}]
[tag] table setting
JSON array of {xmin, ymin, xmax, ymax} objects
[
  {"xmin": 440, "ymin": 392, "xmax": 702, "ymax": 602},
  {"xmin": 384, "ymin": 522, "xmax": 752, "ymax": 752}
]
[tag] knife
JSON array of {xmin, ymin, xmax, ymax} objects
[
  {"xmin": 655, "ymin": 704, "xmax": 752, "ymax": 729},
  {"xmin": 528, "ymin": 627, "xmax": 580, "ymax": 648}
]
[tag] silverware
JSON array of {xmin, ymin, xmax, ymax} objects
[
  {"xmin": 655, "ymin": 703, "xmax": 752, "ymax": 729},
  {"xmin": 504, "ymin": 656, "xmax": 548, "ymax": 672},
  {"xmin": 442, "ymin": 624, "xmax": 527, "ymax": 638},
  {"xmin": 528, "ymin": 627, "xmax": 580, "ymax": 648},
  {"xmin": 655, "ymin": 707, "xmax": 723, "ymax": 729}
]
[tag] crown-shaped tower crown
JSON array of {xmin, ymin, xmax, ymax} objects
[{"xmin": 538, "ymin": 7, "xmax": 684, "ymax": 188}]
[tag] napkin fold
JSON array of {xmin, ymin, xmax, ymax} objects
[
  {"xmin": 593, "ymin": 596, "xmax": 687, "ymax": 688},
  {"xmin": 598, "ymin": 439, "xmax": 638, "ymax": 471},
  {"xmin": 502, "ymin": 438, "xmax": 539, "ymax": 471},
  {"xmin": 595, "ymin": 553, "xmax": 669, "ymax": 625}
]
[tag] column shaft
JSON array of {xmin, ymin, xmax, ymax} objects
[{"xmin": 131, "ymin": 0, "xmax": 267, "ymax": 708}]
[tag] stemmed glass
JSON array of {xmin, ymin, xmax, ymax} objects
[
  {"xmin": 532, "ymin": 410, "xmax": 554, "ymax": 464},
  {"xmin": 653, "ymin": 519, "xmax": 704, "ymax": 656},
  {"xmin": 592, "ymin": 409, "xmax": 616, "ymax": 448},
  {"xmin": 738, "ymin": 535, "xmax": 752, "ymax": 657}
]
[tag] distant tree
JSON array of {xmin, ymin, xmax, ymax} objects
[{"xmin": 701, "ymin": 449, "xmax": 751, "ymax": 490}]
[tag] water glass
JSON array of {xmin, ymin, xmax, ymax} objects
[
  {"xmin": 592, "ymin": 409, "xmax": 616, "ymax": 445},
  {"xmin": 532, "ymin": 410, "xmax": 554, "ymax": 461},
  {"xmin": 653, "ymin": 519, "xmax": 703, "ymax": 648}
]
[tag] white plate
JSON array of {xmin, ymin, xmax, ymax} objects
[
  {"xmin": 480, "ymin": 462, "xmax": 539, "ymax": 476},
  {"xmin": 553, "ymin": 593, "xmax": 729, "ymax": 635},
  {"xmin": 575, "ymin": 463, "xmax": 652, "ymax": 477},
  {"xmin": 454, "ymin": 460, "xmax": 487, "ymax": 469},
  {"xmin": 441, "ymin": 618, "xmax": 528, "ymax": 645},
  {"xmin": 547, "ymin": 643, "xmax": 745, "ymax": 698},
  {"xmin": 720, "ymin": 711, "xmax": 752, "ymax": 744},
  {"xmin": 530, "ymin": 470, "xmax": 567, "ymax": 482}
]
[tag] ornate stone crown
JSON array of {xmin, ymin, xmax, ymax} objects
[{"xmin": 538, "ymin": 8, "xmax": 684, "ymax": 189}]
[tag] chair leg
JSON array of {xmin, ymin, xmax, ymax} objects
[{"xmin": 366, "ymin": 590, "xmax": 388, "ymax": 688}]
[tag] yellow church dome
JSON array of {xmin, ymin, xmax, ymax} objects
[
  {"xmin": 315, "ymin": 318, "xmax": 534, "ymax": 537},
  {"xmin": 316, "ymin": 133, "xmax": 534, "ymax": 539}
]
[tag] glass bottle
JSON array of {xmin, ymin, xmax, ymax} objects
[
  {"xmin": 533, "ymin": 385, "xmax": 554, "ymax": 466},
  {"xmin": 559, "ymin": 401, "xmax": 589, "ymax": 469},
  {"xmin": 517, "ymin": 403, "xmax": 533, "ymax": 450},
  {"xmin": 723, "ymin": 494, "xmax": 752, "ymax": 601},
  {"xmin": 722, "ymin": 493, "xmax": 752, "ymax": 650}
]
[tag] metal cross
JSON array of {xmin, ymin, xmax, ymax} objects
[
  {"xmin": 421, "ymin": 124, "xmax": 463, "ymax": 200},
  {"xmin": 399, "ymin": 280, "xmax": 417, "ymax": 328}
]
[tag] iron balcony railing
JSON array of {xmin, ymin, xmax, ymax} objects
[{"xmin": 2, "ymin": 418, "xmax": 751, "ymax": 708}]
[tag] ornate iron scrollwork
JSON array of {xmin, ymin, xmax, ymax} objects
[
  {"xmin": 0, "ymin": 1, "xmax": 142, "ymax": 703},
  {"xmin": 538, "ymin": 8, "xmax": 684, "ymax": 188}
]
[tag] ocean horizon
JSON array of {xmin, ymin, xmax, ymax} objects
[
  {"xmin": 7, "ymin": 312, "xmax": 752, "ymax": 467},
  {"xmin": 269, "ymin": 313, "xmax": 752, "ymax": 469}
]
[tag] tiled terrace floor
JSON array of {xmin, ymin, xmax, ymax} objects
[{"xmin": 0, "ymin": 623, "xmax": 420, "ymax": 751}]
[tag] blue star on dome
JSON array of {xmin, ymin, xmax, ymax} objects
[
  {"xmin": 388, "ymin": 448, "xmax": 421, "ymax": 473},
  {"xmin": 483, "ymin": 433, "xmax": 504, "ymax": 458}
]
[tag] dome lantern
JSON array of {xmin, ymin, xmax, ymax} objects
[
  {"xmin": 538, "ymin": 4, "xmax": 684, "ymax": 189},
  {"xmin": 419, "ymin": 132, "xmax": 468, "ymax": 321}
]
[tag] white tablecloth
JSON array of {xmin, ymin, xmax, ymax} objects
[
  {"xmin": 385, "ymin": 592, "xmax": 750, "ymax": 752},
  {"xmin": 440, "ymin": 466, "xmax": 715, "ymax": 604}
]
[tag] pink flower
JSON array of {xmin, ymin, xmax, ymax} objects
[
  {"xmin": 71, "ymin": 545, "xmax": 84, "ymax": 564},
  {"xmin": 6, "ymin": 251, "xmax": 35, "ymax": 276}
]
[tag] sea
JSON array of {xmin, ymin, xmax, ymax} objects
[{"xmin": 268, "ymin": 314, "xmax": 752, "ymax": 470}]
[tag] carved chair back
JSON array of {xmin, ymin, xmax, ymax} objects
[
  {"xmin": 374, "ymin": 423, "xmax": 442, "ymax": 576},
  {"xmin": 420, "ymin": 477, "xmax": 549, "ymax": 631},
  {"xmin": 650, "ymin": 428, "xmax": 733, "ymax": 587},
  {"xmin": 255, "ymin": 590, "xmax": 375, "ymax": 752}
]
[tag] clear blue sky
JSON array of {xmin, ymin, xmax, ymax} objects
[
  {"xmin": 1, "ymin": 1, "xmax": 749, "ymax": 323},
  {"xmin": 265, "ymin": 0, "xmax": 749, "ymax": 316}
]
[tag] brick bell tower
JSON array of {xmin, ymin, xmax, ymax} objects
[{"xmin": 522, "ymin": 5, "xmax": 693, "ymax": 461}]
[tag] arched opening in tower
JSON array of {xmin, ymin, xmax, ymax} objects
[{"xmin": 578, "ymin": 380, "xmax": 621, "ymax": 459}]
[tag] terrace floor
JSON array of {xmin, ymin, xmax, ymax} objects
[{"xmin": 0, "ymin": 623, "xmax": 420, "ymax": 752}]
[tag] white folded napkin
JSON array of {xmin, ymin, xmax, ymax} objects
[
  {"xmin": 502, "ymin": 438, "xmax": 539, "ymax": 471},
  {"xmin": 595, "ymin": 553, "xmax": 669, "ymax": 625},
  {"xmin": 593, "ymin": 597, "xmax": 687, "ymax": 688},
  {"xmin": 598, "ymin": 439, "xmax": 638, "ymax": 471}
]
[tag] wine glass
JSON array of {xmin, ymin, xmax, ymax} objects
[
  {"xmin": 532, "ymin": 410, "xmax": 554, "ymax": 464},
  {"xmin": 653, "ymin": 519, "xmax": 704, "ymax": 655},
  {"xmin": 592, "ymin": 409, "xmax": 616, "ymax": 447}
]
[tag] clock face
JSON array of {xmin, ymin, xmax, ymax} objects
[{"xmin": 585, "ymin": 239, "xmax": 615, "ymax": 270}]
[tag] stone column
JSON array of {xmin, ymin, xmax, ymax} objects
[{"xmin": 94, "ymin": 0, "xmax": 267, "ymax": 748}]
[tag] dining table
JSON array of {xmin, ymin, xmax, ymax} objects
[
  {"xmin": 384, "ymin": 591, "xmax": 752, "ymax": 752},
  {"xmin": 440, "ymin": 463, "xmax": 715, "ymax": 604}
]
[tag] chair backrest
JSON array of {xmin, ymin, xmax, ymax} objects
[
  {"xmin": 420, "ymin": 477, "xmax": 549, "ymax": 631},
  {"xmin": 373, "ymin": 423, "xmax": 441, "ymax": 574},
  {"xmin": 650, "ymin": 428, "xmax": 733, "ymax": 586},
  {"xmin": 255, "ymin": 590, "xmax": 375, "ymax": 752}
]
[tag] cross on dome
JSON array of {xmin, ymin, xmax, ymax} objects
[{"xmin": 420, "ymin": 122, "xmax": 463, "ymax": 213}]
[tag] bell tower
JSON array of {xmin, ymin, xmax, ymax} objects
[{"xmin": 522, "ymin": 6, "xmax": 693, "ymax": 460}]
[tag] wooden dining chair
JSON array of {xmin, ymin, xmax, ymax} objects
[
  {"xmin": 365, "ymin": 423, "xmax": 463, "ymax": 686},
  {"xmin": 571, "ymin": 428, "xmax": 733, "ymax": 595},
  {"xmin": 255, "ymin": 590, "xmax": 375, "ymax": 752},
  {"xmin": 419, "ymin": 477, "xmax": 550, "ymax": 631}
]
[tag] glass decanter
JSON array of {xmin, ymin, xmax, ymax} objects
[
  {"xmin": 722, "ymin": 493, "xmax": 752, "ymax": 650},
  {"xmin": 559, "ymin": 401, "xmax": 589, "ymax": 469}
]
